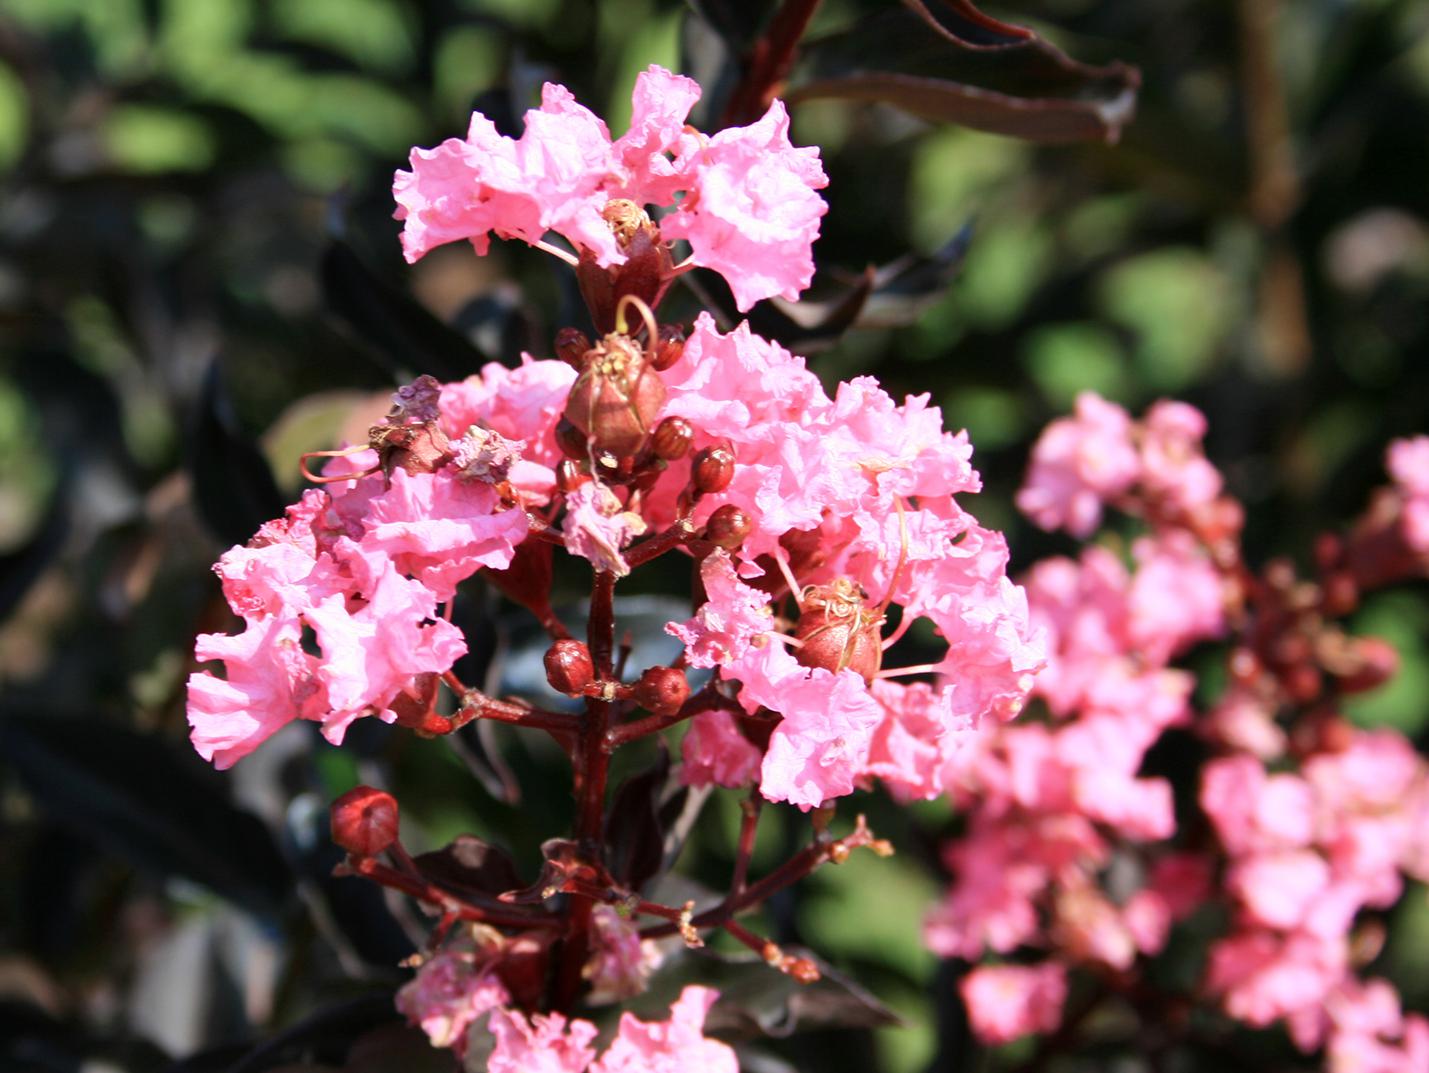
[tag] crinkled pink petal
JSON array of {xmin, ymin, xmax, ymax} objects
[
  {"xmin": 666, "ymin": 549, "xmax": 772, "ymax": 668},
  {"xmin": 1016, "ymin": 391, "xmax": 1140, "ymax": 537},
  {"xmin": 959, "ymin": 963, "xmax": 1068, "ymax": 1045},
  {"xmin": 1139, "ymin": 398, "xmax": 1222, "ymax": 514},
  {"xmin": 440, "ymin": 357, "xmax": 578, "ymax": 471},
  {"xmin": 562, "ymin": 482, "xmax": 647, "ymax": 577},
  {"xmin": 584, "ymin": 906, "xmax": 663, "ymax": 1004},
  {"xmin": 663, "ymin": 100, "xmax": 828, "ymax": 311},
  {"xmin": 187, "ymin": 613, "xmax": 324, "ymax": 769},
  {"xmin": 1228, "ymin": 850, "xmax": 1332, "ymax": 930},
  {"xmin": 591, "ymin": 986, "xmax": 736, "ymax": 1073},
  {"xmin": 360, "ymin": 468, "xmax": 528, "ymax": 601},
  {"xmin": 395, "ymin": 948, "xmax": 509, "ymax": 1055},
  {"xmin": 518, "ymin": 83, "xmax": 621, "ymax": 265},
  {"xmin": 488, "ymin": 1008, "xmax": 599, "ymax": 1073},
  {"xmin": 681, "ymin": 708, "xmax": 762, "ymax": 790},
  {"xmin": 611, "ymin": 66, "xmax": 702, "ymax": 204}
]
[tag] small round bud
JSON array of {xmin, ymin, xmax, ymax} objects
[
  {"xmin": 691, "ymin": 441, "xmax": 735, "ymax": 495},
  {"xmin": 652, "ymin": 417, "xmax": 693, "ymax": 461},
  {"xmin": 556, "ymin": 459, "xmax": 591, "ymax": 495},
  {"xmin": 793, "ymin": 578, "xmax": 884, "ymax": 682},
  {"xmin": 331, "ymin": 786, "xmax": 399, "ymax": 858},
  {"xmin": 651, "ymin": 325, "xmax": 685, "ymax": 371},
  {"xmin": 555, "ymin": 327, "xmax": 592, "ymax": 368},
  {"xmin": 545, "ymin": 640, "xmax": 596, "ymax": 696},
  {"xmin": 705, "ymin": 504, "xmax": 752, "ymax": 550},
  {"xmin": 634, "ymin": 666, "xmax": 690, "ymax": 716},
  {"xmin": 556, "ymin": 416, "xmax": 589, "ymax": 460}
]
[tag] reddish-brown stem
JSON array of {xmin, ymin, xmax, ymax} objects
[
  {"xmin": 625, "ymin": 518, "xmax": 698, "ymax": 569},
  {"xmin": 441, "ymin": 672, "xmax": 580, "ymax": 739},
  {"xmin": 555, "ymin": 570, "xmax": 620, "ymax": 1011},
  {"xmin": 350, "ymin": 857, "xmax": 558, "ymax": 930},
  {"xmin": 730, "ymin": 793, "xmax": 763, "ymax": 896},
  {"xmin": 604, "ymin": 705, "xmax": 694, "ymax": 748},
  {"xmin": 722, "ymin": 917, "xmax": 775, "ymax": 958},
  {"xmin": 719, "ymin": 0, "xmax": 823, "ymax": 127}
]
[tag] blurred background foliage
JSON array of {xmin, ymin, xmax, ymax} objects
[{"xmin": 1, "ymin": 1, "xmax": 1428, "ymax": 1071}]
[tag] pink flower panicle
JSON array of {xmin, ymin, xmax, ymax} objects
[{"xmin": 395, "ymin": 65, "xmax": 827, "ymax": 312}]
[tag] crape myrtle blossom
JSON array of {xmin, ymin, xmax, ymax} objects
[
  {"xmin": 1387, "ymin": 435, "xmax": 1429, "ymax": 553},
  {"xmin": 395, "ymin": 65, "xmax": 827, "ymax": 312},
  {"xmin": 661, "ymin": 315, "xmax": 1046, "ymax": 810},
  {"xmin": 1017, "ymin": 391, "xmax": 1223, "ymax": 537}
]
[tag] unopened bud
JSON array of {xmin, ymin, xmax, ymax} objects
[
  {"xmin": 557, "ymin": 459, "xmax": 591, "ymax": 495},
  {"xmin": 652, "ymin": 417, "xmax": 693, "ymax": 461},
  {"xmin": 634, "ymin": 665, "xmax": 690, "ymax": 716},
  {"xmin": 652, "ymin": 325, "xmax": 685, "ymax": 371},
  {"xmin": 705, "ymin": 504, "xmax": 752, "ymax": 550},
  {"xmin": 331, "ymin": 786, "xmax": 399, "ymax": 858},
  {"xmin": 556, "ymin": 416, "xmax": 589, "ymax": 460},
  {"xmin": 691, "ymin": 441, "xmax": 735, "ymax": 495},
  {"xmin": 555, "ymin": 327, "xmax": 592, "ymax": 368},
  {"xmin": 545, "ymin": 640, "xmax": 596, "ymax": 696}
]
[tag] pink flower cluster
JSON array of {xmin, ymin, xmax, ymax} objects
[
  {"xmin": 662, "ymin": 315, "xmax": 1045, "ymax": 809},
  {"xmin": 395, "ymin": 65, "xmax": 827, "ymax": 311},
  {"xmin": 1017, "ymin": 391, "xmax": 1222, "ymax": 536},
  {"xmin": 186, "ymin": 403, "xmax": 534, "ymax": 766},
  {"xmin": 926, "ymin": 529, "xmax": 1227, "ymax": 1040},
  {"xmin": 1202, "ymin": 731, "xmax": 1429, "ymax": 1066}
]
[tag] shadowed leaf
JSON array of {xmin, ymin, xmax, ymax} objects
[{"xmin": 190, "ymin": 361, "xmax": 286, "ymax": 548}]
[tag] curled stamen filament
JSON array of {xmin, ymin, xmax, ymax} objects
[
  {"xmin": 532, "ymin": 238, "xmax": 580, "ymax": 266},
  {"xmin": 614, "ymin": 293, "xmax": 659, "ymax": 345},
  {"xmin": 300, "ymin": 445, "xmax": 381, "ymax": 485}
]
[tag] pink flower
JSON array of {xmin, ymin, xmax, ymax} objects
[
  {"xmin": 959, "ymin": 963, "xmax": 1068, "ymax": 1045},
  {"xmin": 662, "ymin": 100, "xmax": 828, "ymax": 312},
  {"xmin": 358, "ymin": 468, "xmax": 528, "ymax": 601},
  {"xmin": 395, "ymin": 67, "xmax": 828, "ymax": 310},
  {"xmin": 666, "ymin": 551, "xmax": 773, "ymax": 668},
  {"xmin": 681, "ymin": 708, "xmax": 762, "ymax": 790},
  {"xmin": 730, "ymin": 642, "xmax": 884, "ymax": 810},
  {"xmin": 1126, "ymin": 532, "xmax": 1226, "ymax": 663},
  {"xmin": 1138, "ymin": 400, "xmax": 1221, "ymax": 515},
  {"xmin": 395, "ymin": 946, "xmax": 510, "ymax": 1055},
  {"xmin": 1205, "ymin": 929, "xmax": 1347, "ymax": 1027},
  {"xmin": 1388, "ymin": 436, "xmax": 1429, "ymax": 552},
  {"xmin": 583, "ymin": 906, "xmax": 663, "ymax": 1004},
  {"xmin": 1017, "ymin": 392, "xmax": 1140, "ymax": 537},
  {"xmin": 1201, "ymin": 756, "xmax": 1315, "ymax": 856},
  {"xmin": 487, "ymin": 1008, "xmax": 600, "ymax": 1073},
  {"xmin": 1226, "ymin": 849, "xmax": 1332, "ymax": 930},
  {"xmin": 591, "ymin": 986, "xmax": 737, "ymax": 1073},
  {"xmin": 864, "ymin": 679, "xmax": 967, "ymax": 802},
  {"xmin": 562, "ymin": 482, "xmax": 648, "ymax": 577},
  {"xmin": 187, "ymin": 613, "xmax": 324, "ymax": 769}
]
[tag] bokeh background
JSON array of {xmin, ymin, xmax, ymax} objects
[{"xmin": 2, "ymin": 1, "xmax": 1428, "ymax": 1071}]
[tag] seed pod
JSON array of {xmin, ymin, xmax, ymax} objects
[
  {"xmin": 691, "ymin": 441, "xmax": 735, "ymax": 495},
  {"xmin": 705, "ymin": 504, "xmax": 752, "ymax": 550},
  {"xmin": 652, "ymin": 417, "xmax": 694, "ymax": 461},
  {"xmin": 563, "ymin": 334, "xmax": 667, "ymax": 459},
  {"xmin": 331, "ymin": 786, "xmax": 399, "ymax": 858},
  {"xmin": 634, "ymin": 666, "xmax": 690, "ymax": 716},
  {"xmin": 555, "ymin": 327, "xmax": 592, "ymax": 368},
  {"xmin": 545, "ymin": 640, "xmax": 596, "ymax": 696},
  {"xmin": 793, "ymin": 578, "xmax": 884, "ymax": 682},
  {"xmin": 652, "ymin": 324, "xmax": 685, "ymax": 371}
]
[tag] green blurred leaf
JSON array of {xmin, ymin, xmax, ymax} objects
[
  {"xmin": 1021, "ymin": 322, "xmax": 1129, "ymax": 408},
  {"xmin": 104, "ymin": 105, "xmax": 216, "ymax": 174},
  {"xmin": 1344, "ymin": 592, "xmax": 1429, "ymax": 734}
]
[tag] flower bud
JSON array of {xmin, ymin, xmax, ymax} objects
[
  {"xmin": 793, "ymin": 578, "xmax": 884, "ymax": 682},
  {"xmin": 705, "ymin": 504, "xmax": 752, "ymax": 550},
  {"xmin": 692, "ymin": 441, "xmax": 735, "ymax": 495},
  {"xmin": 652, "ymin": 417, "xmax": 693, "ymax": 461},
  {"xmin": 555, "ymin": 327, "xmax": 593, "ymax": 368},
  {"xmin": 545, "ymin": 639, "xmax": 596, "ymax": 696},
  {"xmin": 556, "ymin": 416, "xmax": 589, "ymax": 460},
  {"xmin": 634, "ymin": 666, "xmax": 690, "ymax": 716},
  {"xmin": 557, "ymin": 459, "xmax": 591, "ymax": 495},
  {"xmin": 563, "ymin": 334, "xmax": 667, "ymax": 459},
  {"xmin": 331, "ymin": 786, "xmax": 399, "ymax": 858},
  {"xmin": 652, "ymin": 324, "xmax": 685, "ymax": 371}
]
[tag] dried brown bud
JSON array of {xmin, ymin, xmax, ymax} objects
[
  {"xmin": 691, "ymin": 441, "xmax": 735, "ymax": 495},
  {"xmin": 705, "ymin": 504, "xmax": 752, "ymax": 550},
  {"xmin": 634, "ymin": 665, "xmax": 690, "ymax": 716},
  {"xmin": 331, "ymin": 786, "xmax": 399, "ymax": 858},
  {"xmin": 555, "ymin": 327, "xmax": 593, "ymax": 368},
  {"xmin": 545, "ymin": 640, "xmax": 596, "ymax": 696},
  {"xmin": 652, "ymin": 417, "xmax": 693, "ymax": 461},
  {"xmin": 652, "ymin": 324, "xmax": 685, "ymax": 371}
]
